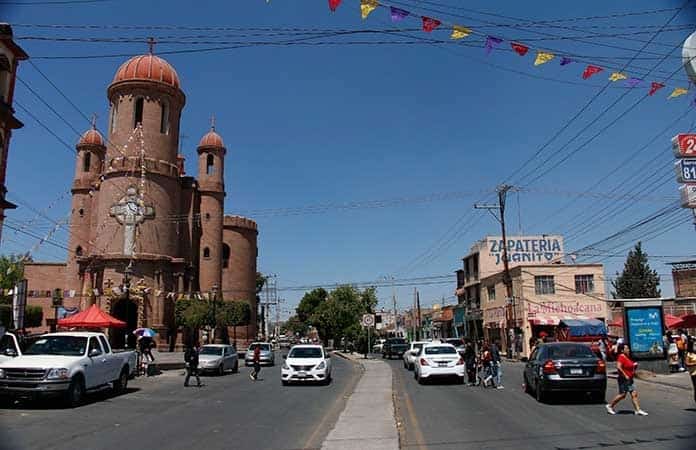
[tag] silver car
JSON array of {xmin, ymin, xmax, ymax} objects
[
  {"xmin": 245, "ymin": 342, "xmax": 275, "ymax": 366},
  {"xmin": 198, "ymin": 344, "xmax": 239, "ymax": 375}
]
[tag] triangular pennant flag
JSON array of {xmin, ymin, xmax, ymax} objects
[
  {"xmin": 422, "ymin": 16, "xmax": 441, "ymax": 32},
  {"xmin": 582, "ymin": 65, "xmax": 603, "ymax": 80},
  {"xmin": 534, "ymin": 51, "xmax": 554, "ymax": 66},
  {"xmin": 669, "ymin": 87, "xmax": 688, "ymax": 98},
  {"xmin": 155, "ymin": 289, "xmax": 163, "ymax": 297},
  {"xmin": 328, "ymin": 0, "xmax": 341, "ymax": 12},
  {"xmin": 93, "ymin": 288, "xmax": 100, "ymax": 296},
  {"xmin": 626, "ymin": 78, "xmax": 642, "ymax": 88},
  {"xmin": 609, "ymin": 72, "xmax": 627, "ymax": 82},
  {"xmin": 510, "ymin": 42, "xmax": 529, "ymax": 56},
  {"xmin": 648, "ymin": 82, "xmax": 665, "ymax": 96},
  {"xmin": 484, "ymin": 36, "xmax": 503, "ymax": 55},
  {"xmin": 360, "ymin": 0, "xmax": 378, "ymax": 20},
  {"xmin": 69, "ymin": 290, "xmax": 76, "ymax": 298},
  {"xmin": 390, "ymin": 6, "xmax": 409, "ymax": 22},
  {"xmin": 559, "ymin": 57, "xmax": 573, "ymax": 66},
  {"xmin": 450, "ymin": 25, "xmax": 471, "ymax": 40}
]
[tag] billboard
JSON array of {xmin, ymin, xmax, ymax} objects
[
  {"xmin": 485, "ymin": 235, "xmax": 564, "ymax": 267},
  {"xmin": 625, "ymin": 306, "xmax": 664, "ymax": 360}
]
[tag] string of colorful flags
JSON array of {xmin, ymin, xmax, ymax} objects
[{"xmin": 325, "ymin": 0, "xmax": 692, "ymax": 100}]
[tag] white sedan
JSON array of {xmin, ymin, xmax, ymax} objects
[
  {"xmin": 281, "ymin": 345, "xmax": 332, "ymax": 385},
  {"xmin": 413, "ymin": 343, "xmax": 465, "ymax": 385},
  {"xmin": 402, "ymin": 341, "xmax": 429, "ymax": 370}
]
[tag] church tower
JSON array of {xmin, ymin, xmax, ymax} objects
[
  {"xmin": 197, "ymin": 121, "xmax": 226, "ymax": 293},
  {"xmin": 66, "ymin": 123, "xmax": 105, "ymax": 302}
]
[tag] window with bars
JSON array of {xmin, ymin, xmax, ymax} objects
[
  {"xmin": 487, "ymin": 285, "xmax": 496, "ymax": 302},
  {"xmin": 534, "ymin": 275, "xmax": 555, "ymax": 295},
  {"xmin": 575, "ymin": 274, "xmax": 595, "ymax": 294}
]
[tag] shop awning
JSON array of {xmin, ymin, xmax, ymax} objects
[
  {"xmin": 529, "ymin": 314, "xmax": 591, "ymax": 326},
  {"xmin": 57, "ymin": 304, "xmax": 126, "ymax": 328}
]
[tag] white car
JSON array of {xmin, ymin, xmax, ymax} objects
[
  {"xmin": 372, "ymin": 339, "xmax": 386, "ymax": 353},
  {"xmin": 281, "ymin": 345, "xmax": 331, "ymax": 385},
  {"xmin": 402, "ymin": 341, "xmax": 429, "ymax": 370},
  {"xmin": 413, "ymin": 343, "xmax": 465, "ymax": 385},
  {"xmin": 198, "ymin": 344, "xmax": 238, "ymax": 375}
]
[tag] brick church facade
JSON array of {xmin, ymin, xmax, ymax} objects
[{"xmin": 23, "ymin": 50, "xmax": 258, "ymax": 349}]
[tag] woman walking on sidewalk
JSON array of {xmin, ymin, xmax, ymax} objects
[
  {"xmin": 606, "ymin": 344, "xmax": 647, "ymax": 416},
  {"xmin": 686, "ymin": 336, "xmax": 696, "ymax": 403}
]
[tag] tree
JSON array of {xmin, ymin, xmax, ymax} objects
[
  {"xmin": 217, "ymin": 301, "xmax": 250, "ymax": 345},
  {"xmin": 24, "ymin": 305, "xmax": 43, "ymax": 328},
  {"xmin": 297, "ymin": 288, "xmax": 327, "ymax": 323},
  {"xmin": 309, "ymin": 286, "xmax": 377, "ymax": 346},
  {"xmin": 612, "ymin": 242, "xmax": 661, "ymax": 299},
  {"xmin": 282, "ymin": 315, "xmax": 305, "ymax": 336},
  {"xmin": 0, "ymin": 254, "xmax": 27, "ymax": 305}
]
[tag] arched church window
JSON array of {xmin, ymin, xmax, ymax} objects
[
  {"xmin": 75, "ymin": 246, "xmax": 83, "ymax": 256},
  {"xmin": 78, "ymin": 208, "xmax": 84, "ymax": 217},
  {"xmin": 133, "ymin": 97, "xmax": 144, "ymax": 128},
  {"xmin": 83, "ymin": 152, "xmax": 91, "ymax": 172},
  {"xmin": 0, "ymin": 56, "xmax": 10, "ymax": 103},
  {"xmin": 203, "ymin": 247, "xmax": 210, "ymax": 259},
  {"xmin": 206, "ymin": 154, "xmax": 214, "ymax": 175},
  {"xmin": 222, "ymin": 243, "xmax": 230, "ymax": 269},
  {"xmin": 160, "ymin": 101, "xmax": 169, "ymax": 134},
  {"xmin": 205, "ymin": 213, "xmax": 210, "ymax": 221},
  {"xmin": 109, "ymin": 101, "xmax": 118, "ymax": 133}
]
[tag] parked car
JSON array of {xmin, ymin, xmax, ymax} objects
[
  {"xmin": 523, "ymin": 342, "xmax": 606, "ymax": 403},
  {"xmin": 281, "ymin": 345, "xmax": 332, "ymax": 385},
  {"xmin": 0, "ymin": 332, "xmax": 137, "ymax": 407},
  {"xmin": 245, "ymin": 342, "xmax": 274, "ymax": 366},
  {"xmin": 413, "ymin": 342, "xmax": 464, "ymax": 384},
  {"xmin": 403, "ymin": 341, "xmax": 428, "ymax": 370},
  {"xmin": 198, "ymin": 344, "xmax": 238, "ymax": 375},
  {"xmin": 382, "ymin": 337, "xmax": 409, "ymax": 359},
  {"xmin": 372, "ymin": 339, "xmax": 386, "ymax": 353},
  {"xmin": 441, "ymin": 338, "xmax": 466, "ymax": 355}
]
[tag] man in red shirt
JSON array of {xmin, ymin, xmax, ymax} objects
[{"xmin": 606, "ymin": 344, "xmax": 648, "ymax": 416}]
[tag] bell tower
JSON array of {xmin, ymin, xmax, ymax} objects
[{"xmin": 197, "ymin": 117, "xmax": 226, "ymax": 293}]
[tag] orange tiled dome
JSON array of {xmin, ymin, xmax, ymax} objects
[
  {"xmin": 78, "ymin": 128, "xmax": 104, "ymax": 147},
  {"xmin": 113, "ymin": 54, "xmax": 180, "ymax": 89},
  {"xmin": 199, "ymin": 129, "xmax": 224, "ymax": 148}
]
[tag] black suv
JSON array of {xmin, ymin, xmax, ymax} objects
[{"xmin": 382, "ymin": 338, "xmax": 408, "ymax": 359}]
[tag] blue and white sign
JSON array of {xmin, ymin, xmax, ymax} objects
[
  {"xmin": 679, "ymin": 183, "xmax": 696, "ymax": 208},
  {"xmin": 675, "ymin": 159, "xmax": 696, "ymax": 183},
  {"xmin": 626, "ymin": 307, "xmax": 664, "ymax": 359}
]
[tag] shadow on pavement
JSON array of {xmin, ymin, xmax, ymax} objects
[{"xmin": 0, "ymin": 387, "xmax": 141, "ymax": 410}]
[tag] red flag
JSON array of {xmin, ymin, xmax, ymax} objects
[
  {"xmin": 510, "ymin": 42, "xmax": 529, "ymax": 56},
  {"xmin": 422, "ymin": 16, "xmax": 441, "ymax": 32},
  {"xmin": 329, "ymin": 0, "xmax": 341, "ymax": 11},
  {"xmin": 582, "ymin": 65, "xmax": 603, "ymax": 80},
  {"xmin": 649, "ymin": 82, "xmax": 665, "ymax": 96}
]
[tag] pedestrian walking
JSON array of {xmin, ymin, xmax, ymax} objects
[
  {"xmin": 677, "ymin": 329, "xmax": 688, "ymax": 371},
  {"xmin": 463, "ymin": 340, "xmax": 476, "ymax": 386},
  {"xmin": 139, "ymin": 335, "xmax": 155, "ymax": 363},
  {"xmin": 184, "ymin": 343, "xmax": 201, "ymax": 387},
  {"xmin": 686, "ymin": 335, "xmax": 696, "ymax": 404},
  {"xmin": 598, "ymin": 337, "xmax": 608, "ymax": 361},
  {"xmin": 491, "ymin": 340, "xmax": 503, "ymax": 389},
  {"xmin": 250, "ymin": 343, "xmax": 261, "ymax": 381},
  {"xmin": 605, "ymin": 344, "xmax": 647, "ymax": 416},
  {"xmin": 479, "ymin": 344, "xmax": 494, "ymax": 388}
]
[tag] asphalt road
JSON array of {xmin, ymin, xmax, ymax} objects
[
  {"xmin": 388, "ymin": 357, "xmax": 696, "ymax": 450},
  {"xmin": 0, "ymin": 352, "xmax": 361, "ymax": 450}
]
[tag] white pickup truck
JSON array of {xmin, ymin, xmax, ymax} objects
[{"xmin": 0, "ymin": 331, "xmax": 137, "ymax": 407}]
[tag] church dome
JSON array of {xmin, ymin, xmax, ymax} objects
[
  {"xmin": 199, "ymin": 128, "xmax": 224, "ymax": 148},
  {"xmin": 113, "ymin": 54, "xmax": 180, "ymax": 89},
  {"xmin": 77, "ymin": 128, "xmax": 105, "ymax": 147}
]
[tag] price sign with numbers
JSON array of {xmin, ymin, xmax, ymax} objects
[
  {"xmin": 679, "ymin": 183, "xmax": 696, "ymax": 208},
  {"xmin": 672, "ymin": 134, "xmax": 696, "ymax": 158},
  {"xmin": 675, "ymin": 159, "xmax": 696, "ymax": 183}
]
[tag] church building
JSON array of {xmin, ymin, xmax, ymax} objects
[{"xmin": 23, "ymin": 49, "xmax": 259, "ymax": 349}]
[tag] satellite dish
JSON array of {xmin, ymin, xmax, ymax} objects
[{"xmin": 682, "ymin": 31, "xmax": 696, "ymax": 84}]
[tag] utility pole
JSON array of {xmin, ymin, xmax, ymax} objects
[
  {"xmin": 412, "ymin": 287, "xmax": 417, "ymax": 341},
  {"xmin": 416, "ymin": 289, "xmax": 422, "ymax": 341},
  {"xmin": 475, "ymin": 184, "xmax": 516, "ymax": 357}
]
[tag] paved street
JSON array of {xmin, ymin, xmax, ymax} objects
[
  {"xmin": 388, "ymin": 358, "xmax": 696, "ymax": 450},
  {"xmin": 0, "ymin": 353, "xmax": 361, "ymax": 450}
]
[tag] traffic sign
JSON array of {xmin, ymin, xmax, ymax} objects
[
  {"xmin": 672, "ymin": 134, "xmax": 696, "ymax": 158},
  {"xmin": 679, "ymin": 183, "xmax": 696, "ymax": 208},
  {"xmin": 361, "ymin": 313, "xmax": 375, "ymax": 327},
  {"xmin": 675, "ymin": 159, "xmax": 696, "ymax": 183}
]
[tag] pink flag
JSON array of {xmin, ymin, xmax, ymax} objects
[
  {"xmin": 649, "ymin": 82, "xmax": 665, "ymax": 96},
  {"xmin": 582, "ymin": 65, "xmax": 603, "ymax": 80},
  {"xmin": 422, "ymin": 16, "xmax": 441, "ymax": 32},
  {"xmin": 510, "ymin": 42, "xmax": 529, "ymax": 56},
  {"xmin": 328, "ymin": 0, "xmax": 341, "ymax": 11}
]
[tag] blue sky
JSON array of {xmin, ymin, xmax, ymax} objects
[{"xmin": 1, "ymin": 0, "xmax": 694, "ymax": 316}]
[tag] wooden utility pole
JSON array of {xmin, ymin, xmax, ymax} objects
[{"xmin": 416, "ymin": 289, "xmax": 422, "ymax": 340}]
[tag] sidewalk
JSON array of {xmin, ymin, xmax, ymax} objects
[
  {"xmin": 323, "ymin": 352, "xmax": 399, "ymax": 450},
  {"xmin": 606, "ymin": 361, "xmax": 694, "ymax": 391}
]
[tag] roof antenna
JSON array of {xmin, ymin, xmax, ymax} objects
[
  {"xmin": 147, "ymin": 37, "xmax": 156, "ymax": 54},
  {"xmin": 210, "ymin": 113, "xmax": 216, "ymax": 131},
  {"xmin": 90, "ymin": 113, "xmax": 97, "ymax": 129}
]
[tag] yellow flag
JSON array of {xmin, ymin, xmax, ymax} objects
[
  {"xmin": 361, "ymin": 0, "xmax": 378, "ymax": 19},
  {"xmin": 451, "ymin": 25, "xmax": 471, "ymax": 40},
  {"xmin": 669, "ymin": 87, "xmax": 688, "ymax": 98},
  {"xmin": 534, "ymin": 51, "xmax": 554, "ymax": 66},
  {"xmin": 609, "ymin": 72, "xmax": 627, "ymax": 82}
]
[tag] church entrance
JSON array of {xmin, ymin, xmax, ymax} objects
[{"xmin": 111, "ymin": 299, "xmax": 138, "ymax": 349}]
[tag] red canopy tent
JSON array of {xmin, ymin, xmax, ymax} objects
[
  {"xmin": 57, "ymin": 304, "xmax": 126, "ymax": 328},
  {"xmin": 677, "ymin": 314, "xmax": 696, "ymax": 329},
  {"xmin": 607, "ymin": 314, "xmax": 684, "ymax": 330}
]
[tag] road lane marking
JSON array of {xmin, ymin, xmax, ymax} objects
[{"xmin": 393, "ymin": 365, "xmax": 428, "ymax": 449}]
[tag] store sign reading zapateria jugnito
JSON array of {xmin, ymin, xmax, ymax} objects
[{"xmin": 486, "ymin": 235, "xmax": 564, "ymax": 266}]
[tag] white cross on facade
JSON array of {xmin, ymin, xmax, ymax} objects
[{"xmin": 109, "ymin": 186, "xmax": 155, "ymax": 256}]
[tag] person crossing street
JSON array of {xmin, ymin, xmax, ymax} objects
[
  {"xmin": 606, "ymin": 344, "xmax": 647, "ymax": 416},
  {"xmin": 184, "ymin": 343, "xmax": 202, "ymax": 387},
  {"xmin": 250, "ymin": 343, "xmax": 262, "ymax": 381}
]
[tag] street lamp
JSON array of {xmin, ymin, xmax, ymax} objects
[{"xmin": 210, "ymin": 284, "xmax": 219, "ymax": 344}]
